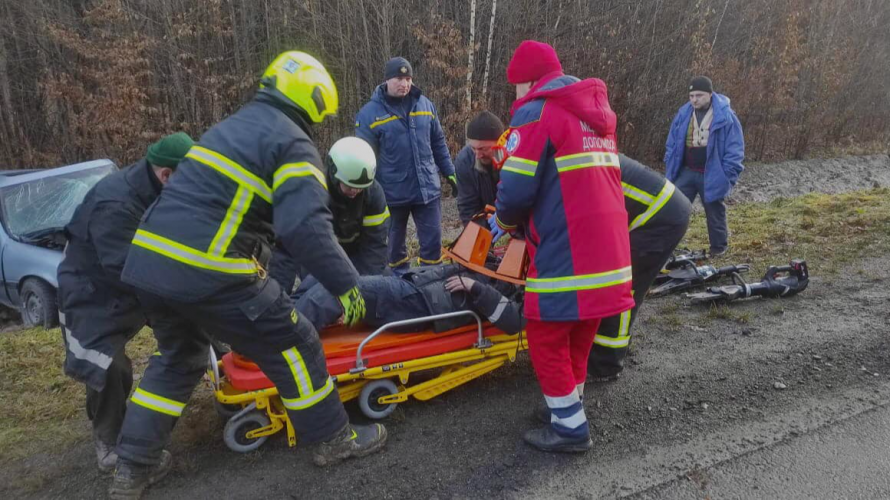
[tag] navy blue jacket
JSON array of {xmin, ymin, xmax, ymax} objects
[
  {"xmin": 664, "ymin": 93, "xmax": 745, "ymax": 203},
  {"xmin": 455, "ymin": 145, "xmax": 499, "ymax": 225},
  {"xmin": 355, "ymin": 84, "xmax": 455, "ymax": 207},
  {"xmin": 58, "ymin": 160, "xmax": 158, "ymax": 390},
  {"xmin": 122, "ymin": 94, "xmax": 359, "ymax": 302}
]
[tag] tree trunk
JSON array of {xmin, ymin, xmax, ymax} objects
[
  {"xmin": 481, "ymin": 0, "xmax": 497, "ymax": 98},
  {"xmin": 465, "ymin": 0, "xmax": 477, "ymax": 112}
]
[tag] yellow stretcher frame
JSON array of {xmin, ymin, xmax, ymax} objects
[{"xmin": 206, "ymin": 311, "xmax": 528, "ymax": 452}]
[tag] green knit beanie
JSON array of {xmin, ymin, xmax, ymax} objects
[{"xmin": 146, "ymin": 132, "xmax": 195, "ymax": 168}]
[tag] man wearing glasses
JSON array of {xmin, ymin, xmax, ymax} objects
[{"xmin": 454, "ymin": 111, "xmax": 505, "ymax": 226}]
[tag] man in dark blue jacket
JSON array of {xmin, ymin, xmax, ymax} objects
[
  {"xmin": 58, "ymin": 132, "xmax": 194, "ymax": 473},
  {"xmin": 664, "ymin": 76, "xmax": 744, "ymax": 255},
  {"xmin": 356, "ymin": 57, "xmax": 456, "ymax": 274},
  {"xmin": 455, "ymin": 111, "xmax": 504, "ymax": 226}
]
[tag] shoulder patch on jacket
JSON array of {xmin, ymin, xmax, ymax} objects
[{"xmin": 509, "ymin": 99, "xmax": 545, "ymax": 128}]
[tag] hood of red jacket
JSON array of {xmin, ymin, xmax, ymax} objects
[{"xmin": 511, "ymin": 74, "xmax": 617, "ymax": 137}]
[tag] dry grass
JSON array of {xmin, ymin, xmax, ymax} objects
[
  {"xmin": 682, "ymin": 188, "xmax": 890, "ymax": 276},
  {"xmin": 0, "ymin": 328, "xmax": 157, "ymax": 462}
]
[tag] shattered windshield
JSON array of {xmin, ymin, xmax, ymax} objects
[{"xmin": 0, "ymin": 165, "xmax": 115, "ymax": 242}]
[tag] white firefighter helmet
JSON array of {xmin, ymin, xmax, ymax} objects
[{"xmin": 328, "ymin": 137, "xmax": 377, "ymax": 189}]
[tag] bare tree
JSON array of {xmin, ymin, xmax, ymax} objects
[
  {"xmin": 465, "ymin": 0, "xmax": 477, "ymax": 112},
  {"xmin": 481, "ymin": 0, "xmax": 498, "ymax": 99}
]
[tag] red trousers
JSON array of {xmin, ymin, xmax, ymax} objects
[{"xmin": 526, "ymin": 318, "xmax": 602, "ymax": 398}]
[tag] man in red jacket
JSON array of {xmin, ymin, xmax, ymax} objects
[{"xmin": 492, "ymin": 40, "xmax": 634, "ymax": 452}]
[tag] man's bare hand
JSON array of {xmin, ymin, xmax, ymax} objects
[{"xmin": 445, "ymin": 275, "xmax": 476, "ymax": 293}]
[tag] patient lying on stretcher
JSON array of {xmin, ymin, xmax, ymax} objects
[{"xmin": 295, "ymin": 264, "xmax": 524, "ymax": 334}]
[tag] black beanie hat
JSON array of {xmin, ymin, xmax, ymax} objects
[
  {"xmin": 689, "ymin": 76, "xmax": 714, "ymax": 93},
  {"xmin": 384, "ymin": 57, "xmax": 413, "ymax": 80},
  {"xmin": 466, "ymin": 111, "xmax": 505, "ymax": 141}
]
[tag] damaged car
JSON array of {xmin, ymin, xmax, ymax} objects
[{"xmin": 0, "ymin": 160, "xmax": 117, "ymax": 328}]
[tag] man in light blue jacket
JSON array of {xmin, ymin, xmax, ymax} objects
[
  {"xmin": 664, "ymin": 76, "xmax": 744, "ymax": 255},
  {"xmin": 356, "ymin": 57, "xmax": 456, "ymax": 274}
]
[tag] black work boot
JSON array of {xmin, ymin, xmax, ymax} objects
[
  {"xmin": 523, "ymin": 426, "xmax": 593, "ymax": 453},
  {"xmin": 312, "ymin": 423, "xmax": 387, "ymax": 467},
  {"xmin": 108, "ymin": 450, "xmax": 173, "ymax": 500}
]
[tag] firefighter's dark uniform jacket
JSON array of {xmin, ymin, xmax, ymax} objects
[
  {"xmin": 121, "ymin": 94, "xmax": 359, "ymax": 301},
  {"xmin": 58, "ymin": 159, "xmax": 160, "ymax": 391},
  {"xmin": 269, "ymin": 172, "xmax": 390, "ymax": 291},
  {"xmin": 115, "ymin": 92, "xmax": 359, "ymax": 458},
  {"xmin": 589, "ymin": 154, "xmax": 691, "ymax": 376},
  {"xmin": 619, "ymin": 154, "xmax": 691, "ymax": 249}
]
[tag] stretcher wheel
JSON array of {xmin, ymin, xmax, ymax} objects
[
  {"xmin": 223, "ymin": 411, "xmax": 270, "ymax": 453},
  {"xmin": 214, "ymin": 399, "xmax": 242, "ymax": 421},
  {"xmin": 359, "ymin": 379, "xmax": 399, "ymax": 420}
]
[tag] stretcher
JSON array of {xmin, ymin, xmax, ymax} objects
[{"xmin": 206, "ymin": 310, "xmax": 528, "ymax": 453}]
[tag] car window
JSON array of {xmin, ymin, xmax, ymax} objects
[{"xmin": 0, "ymin": 165, "xmax": 115, "ymax": 241}]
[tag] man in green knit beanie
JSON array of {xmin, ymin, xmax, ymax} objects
[
  {"xmin": 58, "ymin": 132, "xmax": 194, "ymax": 474},
  {"xmin": 145, "ymin": 131, "xmax": 194, "ymax": 180}
]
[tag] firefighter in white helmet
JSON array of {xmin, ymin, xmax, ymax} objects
[{"xmin": 270, "ymin": 136, "xmax": 391, "ymax": 296}]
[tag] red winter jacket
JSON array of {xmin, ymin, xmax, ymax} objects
[{"xmin": 495, "ymin": 73, "xmax": 634, "ymax": 321}]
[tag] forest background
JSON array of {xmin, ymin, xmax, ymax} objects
[{"xmin": 0, "ymin": 0, "xmax": 888, "ymax": 168}]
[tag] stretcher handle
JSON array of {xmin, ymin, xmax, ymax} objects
[
  {"xmin": 208, "ymin": 346, "xmax": 221, "ymax": 392},
  {"xmin": 352, "ymin": 310, "xmax": 485, "ymax": 372}
]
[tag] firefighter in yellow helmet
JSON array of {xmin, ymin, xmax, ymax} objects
[{"xmin": 109, "ymin": 52, "xmax": 386, "ymax": 499}]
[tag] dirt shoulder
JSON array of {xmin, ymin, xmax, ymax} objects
[
  {"xmin": 730, "ymin": 154, "xmax": 890, "ymax": 204},
  {"xmin": 6, "ymin": 246, "xmax": 887, "ymax": 500}
]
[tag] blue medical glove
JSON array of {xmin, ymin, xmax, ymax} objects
[{"xmin": 488, "ymin": 214, "xmax": 506, "ymax": 242}]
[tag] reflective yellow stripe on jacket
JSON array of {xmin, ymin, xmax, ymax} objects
[
  {"xmin": 273, "ymin": 162, "xmax": 327, "ymax": 191},
  {"xmin": 362, "ymin": 207, "xmax": 390, "ymax": 227},
  {"xmin": 526, "ymin": 266, "xmax": 632, "ymax": 294},
  {"xmin": 626, "ymin": 181, "xmax": 676, "ymax": 231},
  {"xmin": 132, "ymin": 230, "xmax": 257, "ymax": 274},
  {"xmin": 135, "ymin": 146, "xmax": 328, "ymax": 275},
  {"xmin": 554, "ymin": 152, "xmax": 620, "ymax": 173},
  {"xmin": 187, "ymin": 146, "xmax": 272, "ymax": 203},
  {"xmin": 501, "ymin": 156, "xmax": 537, "ymax": 177},
  {"xmin": 369, "ymin": 116, "xmax": 399, "ymax": 129}
]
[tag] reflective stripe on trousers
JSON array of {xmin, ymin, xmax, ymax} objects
[
  {"xmin": 594, "ymin": 309, "xmax": 632, "ymax": 348},
  {"xmin": 280, "ymin": 346, "xmax": 336, "ymax": 410},
  {"xmin": 60, "ymin": 311, "xmax": 114, "ymax": 370},
  {"xmin": 130, "ymin": 387, "xmax": 186, "ymax": 417}
]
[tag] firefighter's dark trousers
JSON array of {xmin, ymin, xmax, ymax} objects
[
  {"xmin": 115, "ymin": 278, "xmax": 347, "ymax": 465},
  {"xmin": 588, "ymin": 220, "xmax": 689, "ymax": 378},
  {"xmin": 86, "ymin": 351, "xmax": 133, "ymax": 446}
]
